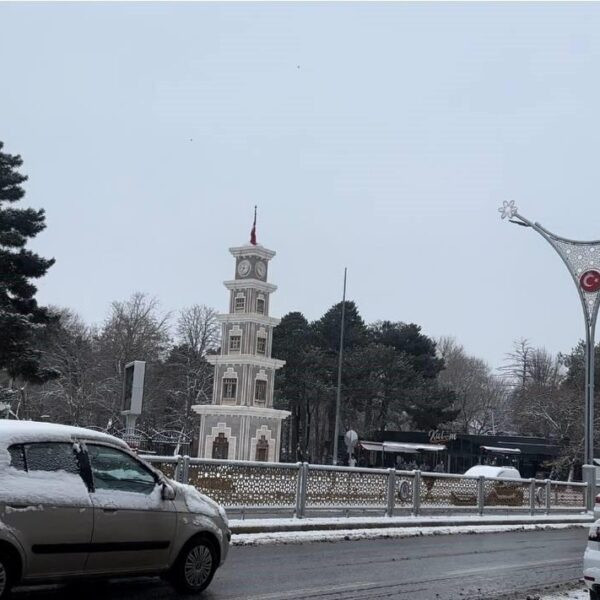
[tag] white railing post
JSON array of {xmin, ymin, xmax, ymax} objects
[
  {"xmin": 412, "ymin": 470, "xmax": 421, "ymax": 517},
  {"xmin": 582, "ymin": 464, "xmax": 597, "ymax": 511},
  {"xmin": 295, "ymin": 462, "xmax": 308, "ymax": 519},
  {"xmin": 529, "ymin": 479, "xmax": 536, "ymax": 516},
  {"xmin": 477, "ymin": 476, "xmax": 485, "ymax": 516},
  {"xmin": 182, "ymin": 455, "xmax": 190, "ymax": 484},
  {"xmin": 386, "ymin": 469, "xmax": 396, "ymax": 517},
  {"xmin": 174, "ymin": 455, "xmax": 184, "ymax": 483}
]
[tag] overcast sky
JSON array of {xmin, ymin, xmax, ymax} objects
[{"xmin": 3, "ymin": 2, "xmax": 600, "ymax": 370}]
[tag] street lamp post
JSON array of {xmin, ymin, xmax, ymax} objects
[
  {"xmin": 332, "ymin": 268, "xmax": 347, "ymax": 466},
  {"xmin": 499, "ymin": 201, "xmax": 600, "ymax": 465}
]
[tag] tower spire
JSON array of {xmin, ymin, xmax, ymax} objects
[{"xmin": 250, "ymin": 205, "xmax": 257, "ymax": 245}]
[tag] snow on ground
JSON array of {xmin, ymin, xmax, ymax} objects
[
  {"xmin": 229, "ymin": 513, "xmax": 592, "ymax": 530},
  {"xmin": 539, "ymin": 588, "xmax": 588, "ymax": 599},
  {"xmin": 232, "ymin": 522, "xmax": 590, "ymax": 546}
]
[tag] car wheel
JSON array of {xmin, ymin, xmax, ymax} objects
[
  {"xmin": 0, "ymin": 551, "xmax": 14, "ymax": 600},
  {"xmin": 172, "ymin": 537, "xmax": 217, "ymax": 595}
]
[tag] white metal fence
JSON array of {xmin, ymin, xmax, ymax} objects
[{"xmin": 140, "ymin": 455, "xmax": 589, "ymax": 518}]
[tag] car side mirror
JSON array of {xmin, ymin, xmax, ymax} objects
[{"xmin": 161, "ymin": 482, "xmax": 176, "ymax": 501}]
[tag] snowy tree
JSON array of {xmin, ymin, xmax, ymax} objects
[
  {"xmin": 95, "ymin": 293, "xmax": 171, "ymax": 429},
  {"xmin": 24, "ymin": 308, "xmax": 100, "ymax": 424},
  {"xmin": 159, "ymin": 305, "xmax": 219, "ymax": 433},
  {"xmin": 436, "ymin": 337, "xmax": 509, "ymax": 434}
]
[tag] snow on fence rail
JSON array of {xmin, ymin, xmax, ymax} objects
[{"xmin": 139, "ymin": 455, "xmax": 589, "ymax": 517}]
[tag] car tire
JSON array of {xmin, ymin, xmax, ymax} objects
[
  {"xmin": 171, "ymin": 537, "xmax": 217, "ymax": 595},
  {"xmin": 0, "ymin": 550, "xmax": 14, "ymax": 600}
]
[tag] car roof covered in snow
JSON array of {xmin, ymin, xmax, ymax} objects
[
  {"xmin": 0, "ymin": 420, "xmax": 128, "ymax": 449},
  {"xmin": 464, "ymin": 465, "xmax": 521, "ymax": 479}
]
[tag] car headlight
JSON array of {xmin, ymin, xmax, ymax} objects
[{"xmin": 218, "ymin": 505, "xmax": 229, "ymax": 527}]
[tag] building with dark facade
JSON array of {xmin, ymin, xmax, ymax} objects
[{"xmin": 359, "ymin": 430, "xmax": 562, "ymax": 478}]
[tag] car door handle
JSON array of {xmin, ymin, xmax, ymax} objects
[
  {"xmin": 6, "ymin": 504, "xmax": 34, "ymax": 510},
  {"xmin": 102, "ymin": 507, "xmax": 118, "ymax": 513}
]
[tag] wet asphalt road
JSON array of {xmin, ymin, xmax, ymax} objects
[{"xmin": 13, "ymin": 528, "xmax": 588, "ymax": 600}]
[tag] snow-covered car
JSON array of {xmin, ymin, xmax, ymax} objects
[
  {"xmin": 584, "ymin": 521, "xmax": 600, "ymax": 598},
  {"xmin": 0, "ymin": 421, "xmax": 230, "ymax": 599},
  {"xmin": 463, "ymin": 465, "xmax": 521, "ymax": 479},
  {"xmin": 451, "ymin": 466, "xmax": 523, "ymax": 506}
]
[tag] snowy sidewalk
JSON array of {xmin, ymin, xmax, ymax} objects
[
  {"xmin": 229, "ymin": 512, "xmax": 593, "ymax": 534},
  {"xmin": 229, "ymin": 513, "xmax": 593, "ymax": 546},
  {"xmin": 538, "ymin": 588, "xmax": 588, "ymax": 599}
]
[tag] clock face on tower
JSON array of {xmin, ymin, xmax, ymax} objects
[
  {"xmin": 237, "ymin": 259, "xmax": 251, "ymax": 277},
  {"xmin": 255, "ymin": 261, "xmax": 266, "ymax": 279}
]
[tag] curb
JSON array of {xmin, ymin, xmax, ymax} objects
[{"xmin": 230, "ymin": 515, "xmax": 594, "ymax": 534}]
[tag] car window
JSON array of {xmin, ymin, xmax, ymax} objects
[
  {"xmin": 7, "ymin": 444, "xmax": 26, "ymax": 471},
  {"xmin": 87, "ymin": 444, "xmax": 156, "ymax": 494},
  {"xmin": 25, "ymin": 443, "xmax": 80, "ymax": 474}
]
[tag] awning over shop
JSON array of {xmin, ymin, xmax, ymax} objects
[
  {"xmin": 359, "ymin": 441, "xmax": 446, "ymax": 453},
  {"xmin": 480, "ymin": 445, "xmax": 521, "ymax": 455},
  {"xmin": 385, "ymin": 441, "xmax": 446, "ymax": 453},
  {"xmin": 360, "ymin": 441, "xmax": 384, "ymax": 452}
]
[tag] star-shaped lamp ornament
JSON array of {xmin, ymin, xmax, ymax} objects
[{"xmin": 498, "ymin": 200, "xmax": 518, "ymax": 220}]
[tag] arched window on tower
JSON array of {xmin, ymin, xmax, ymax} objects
[
  {"xmin": 235, "ymin": 293, "xmax": 246, "ymax": 313},
  {"xmin": 256, "ymin": 336, "xmax": 266, "ymax": 355},
  {"xmin": 212, "ymin": 433, "xmax": 229, "ymax": 459},
  {"xmin": 255, "ymin": 435, "xmax": 269, "ymax": 462},
  {"xmin": 222, "ymin": 376, "xmax": 237, "ymax": 402},
  {"xmin": 254, "ymin": 379, "xmax": 267, "ymax": 405}
]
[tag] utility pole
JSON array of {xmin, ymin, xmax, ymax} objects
[{"xmin": 332, "ymin": 268, "xmax": 347, "ymax": 465}]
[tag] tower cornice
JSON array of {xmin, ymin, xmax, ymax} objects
[
  {"xmin": 217, "ymin": 313, "xmax": 281, "ymax": 326},
  {"xmin": 229, "ymin": 244, "xmax": 276, "ymax": 261},
  {"xmin": 192, "ymin": 404, "xmax": 291, "ymax": 419},
  {"xmin": 206, "ymin": 354, "xmax": 286, "ymax": 369},
  {"xmin": 224, "ymin": 279, "xmax": 277, "ymax": 293}
]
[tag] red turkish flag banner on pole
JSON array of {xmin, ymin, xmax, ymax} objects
[{"xmin": 250, "ymin": 206, "xmax": 257, "ymax": 245}]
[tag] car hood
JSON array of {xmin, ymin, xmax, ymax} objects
[{"xmin": 170, "ymin": 480, "xmax": 221, "ymax": 517}]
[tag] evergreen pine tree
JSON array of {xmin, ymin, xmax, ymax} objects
[{"xmin": 0, "ymin": 141, "xmax": 57, "ymax": 383}]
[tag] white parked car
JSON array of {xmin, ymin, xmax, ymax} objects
[
  {"xmin": 0, "ymin": 421, "xmax": 230, "ymax": 598},
  {"xmin": 584, "ymin": 521, "xmax": 600, "ymax": 599}
]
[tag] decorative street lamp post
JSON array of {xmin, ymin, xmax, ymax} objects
[{"xmin": 499, "ymin": 200, "xmax": 600, "ymax": 465}]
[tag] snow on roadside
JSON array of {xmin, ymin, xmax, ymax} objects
[
  {"xmin": 232, "ymin": 522, "xmax": 590, "ymax": 547},
  {"xmin": 538, "ymin": 588, "xmax": 587, "ymax": 599},
  {"xmin": 229, "ymin": 513, "xmax": 592, "ymax": 530}
]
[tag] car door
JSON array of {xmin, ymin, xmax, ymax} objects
[
  {"xmin": 0, "ymin": 442, "xmax": 93, "ymax": 580},
  {"xmin": 85, "ymin": 443, "xmax": 176, "ymax": 575}
]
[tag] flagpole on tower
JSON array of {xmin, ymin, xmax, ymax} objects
[{"xmin": 250, "ymin": 206, "xmax": 257, "ymax": 245}]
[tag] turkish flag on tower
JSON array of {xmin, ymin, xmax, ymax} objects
[{"xmin": 250, "ymin": 206, "xmax": 257, "ymax": 245}]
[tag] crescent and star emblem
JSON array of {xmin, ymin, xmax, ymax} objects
[{"xmin": 580, "ymin": 269, "xmax": 600, "ymax": 293}]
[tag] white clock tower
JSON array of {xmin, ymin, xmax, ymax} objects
[{"xmin": 192, "ymin": 231, "xmax": 290, "ymax": 462}]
